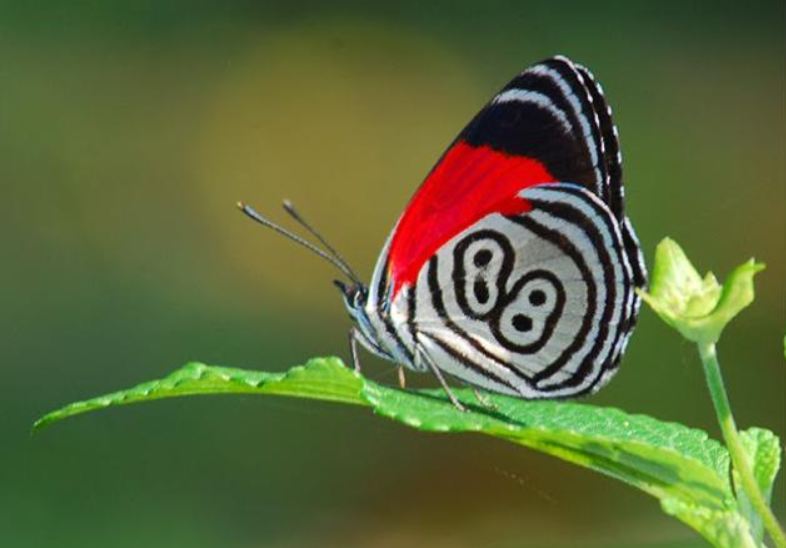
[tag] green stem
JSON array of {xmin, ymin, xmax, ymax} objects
[{"xmin": 697, "ymin": 341, "xmax": 786, "ymax": 548}]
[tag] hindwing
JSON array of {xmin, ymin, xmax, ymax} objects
[{"xmin": 393, "ymin": 184, "xmax": 637, "ymax": 398}]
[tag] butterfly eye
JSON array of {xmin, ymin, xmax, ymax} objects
[{"xmin": 353, "ymin": 289, "xmax": 365, "ymax": 307}]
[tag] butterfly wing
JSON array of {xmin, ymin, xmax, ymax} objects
[
  {"xmin": 369, "ymin": 56, "xmax": 634, "ymax": 307},
  {"xmin": 408, "ymin": 183, "xmax": 637, "ymax": 398},
  {"xmin": 364, "ymin": 56, "xmax": 647, "ymax": 397}
]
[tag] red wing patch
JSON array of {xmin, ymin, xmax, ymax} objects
[{"xmin": 387, "ymin": 141, "xmax": 555, "ymax": 297}]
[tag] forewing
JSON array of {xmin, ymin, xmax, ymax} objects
[{"xmin": 373, "ymin": 56, "xmax": 625, "ymax": 304}]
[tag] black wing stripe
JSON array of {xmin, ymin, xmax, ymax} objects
[
  {"xmin": 379, "ymin": 307, "xmax": 416, "ymax": 365},
  {"xmin": 406, "ymin": 282, "xmax": 418, "ymax": 349},
  {"xmin": 375, "ymin": 252, "xmax": 390, "ymax": 310},
  {"xmin": 622, "ymin": 216, "xmax": 648, "ymax": 290}
]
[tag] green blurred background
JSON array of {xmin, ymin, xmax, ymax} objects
[{"xmin": 2, "ymin": 0, "xmax": 784, "ymax": 546}]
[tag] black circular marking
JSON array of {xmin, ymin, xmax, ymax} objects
[
  {"xmin": 529, "ymin": 289, "xmax": 546, "ymax": 306},
  {"xmin": 512, "ymin": 314, "xmax": 533, "ymax": 332},
  {"xmin": 473, "ymin": 280, "xmax": 490, "ymax": 304},
  {"xmin": 473, "ymin": 249, "xmax": 493, "ymax": 267}
]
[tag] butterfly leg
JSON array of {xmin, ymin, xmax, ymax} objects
[
  {"xmin": 471, "ymin": 388, "xmax": 497, "ymax": 410},
  {"xmin": 397, "ymin": 366, "xmax": 407, "ymax": 389},
  {"xmin": 348, "ymin": 328, "xmax": 362, "ymax": 373},
  {"xmin": 417, "ymin": 346, "xmax": 465, "ymax": 412}
]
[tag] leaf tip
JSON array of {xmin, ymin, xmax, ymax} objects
[
  {"xmin": 747, "ymin": 259, "xmax": 766, "ymax": 273},
  {"xmin": 31, "ymin": 414, "xmax": 55, "ymax": 434}
]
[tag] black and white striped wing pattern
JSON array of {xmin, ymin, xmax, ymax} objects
[{"xmin": 406, "ymin": 183, "xmax": 637, "ymax": 398}]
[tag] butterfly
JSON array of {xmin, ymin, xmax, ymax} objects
[{"xmin": 239, "ymin": 55, "xmax": 647, "ymax": 410}]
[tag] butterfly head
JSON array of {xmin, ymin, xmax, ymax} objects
[
  {"xmin": 334, "ymin": 278, "xmax": 399, "ymax": 363},
  {"xmin": 334, "ymin": 279, "xmax": 368, "ymax": 317}
]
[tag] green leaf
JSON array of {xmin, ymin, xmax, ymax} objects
[
  {"xmin": 33, "ymin": 358, "xmax": 365, "ymax": 430},
  {"xmin": 661, "ymin": 497, "xmax": 764, "ymax": 548},
  {"xmin": 637, "ymin": 238, "xmax": 765, "ymax": 343},
  {"xmin": 662, "ymin": 427, "xmax": 782, "ymax": 548},
  {"xmin": 35, "ymin": 357, "xmax": 735, "ymax": 515},
  {"xmin": 734, "ymin": 428, "xmax": 783, "ymax": 540}
]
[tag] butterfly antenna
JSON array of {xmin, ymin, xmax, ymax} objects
[
  {"xmin": 282, "ymin": 200, "xmax": 363, "ymax": 284},
  {"xmin": 237, "ymin": 202, "xmax": 361, "ymax": 284}
]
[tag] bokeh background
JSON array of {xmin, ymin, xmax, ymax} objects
[{"xmin": 2, "ymin": 1, "xmax": 784, "ymax": 546}]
